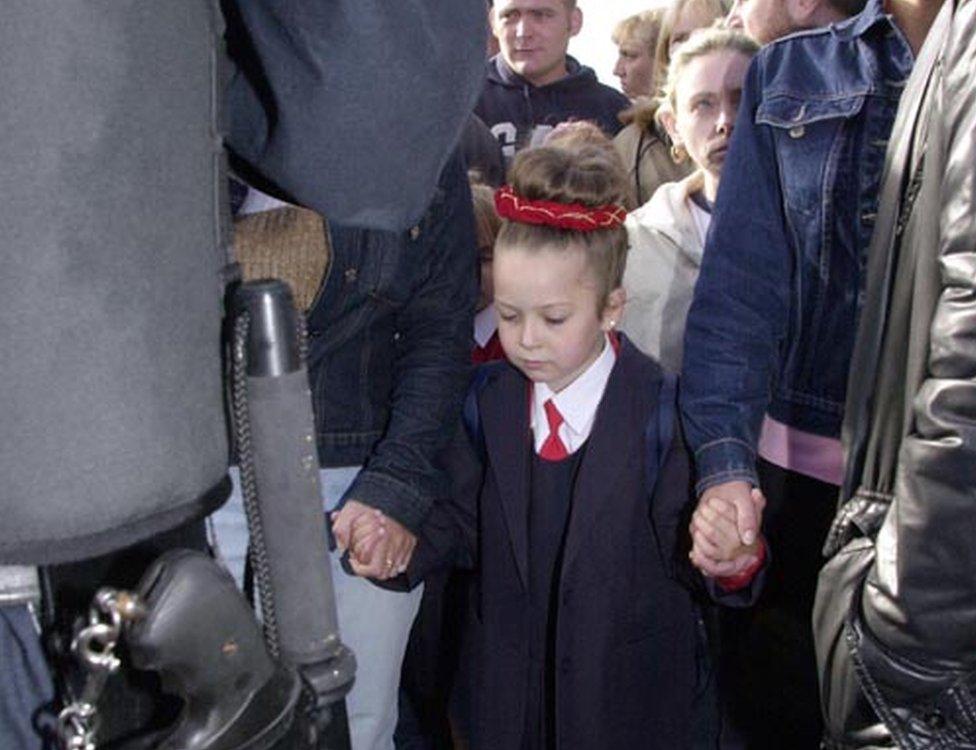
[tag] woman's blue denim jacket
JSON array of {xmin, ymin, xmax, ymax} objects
[
  {"xmin": 305, "ymin": 150, "xmax": 477, "ymax": 531},
  {"xmin": 680, "ymin": 0, "xmax": 913, "ymax": 494}
]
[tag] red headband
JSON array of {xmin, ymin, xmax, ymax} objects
[{"xmin": 494, "ymin": 185, "xmax": 626, "ymax": 232}]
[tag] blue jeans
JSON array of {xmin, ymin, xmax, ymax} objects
[
  {"xmin": 0, "ymin": 605, "xmax": 54, "ymax": 750},
  {"xmin": 210, "ymin": 467, "xmax": 424, "ymax": 750}
]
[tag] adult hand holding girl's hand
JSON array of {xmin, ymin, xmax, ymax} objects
[
  {"xmin": 331, "ymin": 500, "xmax": 416, "ymax": 580},
  {"xmin": 689, "ymin": 480, "xmax": 766, "ymax": 578}
]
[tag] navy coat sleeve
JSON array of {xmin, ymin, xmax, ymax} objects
[
  {"xmin": 389, "ymin": 419, "xmax": 483, "ymax": 590},
  {"xmin": 653, "ymin": 417, "xmax": 768, "ymax": 607}
]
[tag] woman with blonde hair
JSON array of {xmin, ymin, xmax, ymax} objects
[
  {"xmin": 620, "ymin": 27, "xmax": 759, "ymax": 373},
  {"xmin": 613, "ymin": 0, "xmax": 731, "ymax": 205},
  {"xmin": 612, "ymin": 9, "xmax": 664, "ymax": 100},
  {"xmin": 654, "ymin": 0, "xmax": 733, "ymax": 91}
]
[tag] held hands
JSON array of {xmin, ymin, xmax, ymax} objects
[
  {"xmin": 331, "ymin": 499, "xmax": 417, "ymax": 580},
  {"xmin": 689, "ymin": 480, "xmax": 766, "ymax": 579}
]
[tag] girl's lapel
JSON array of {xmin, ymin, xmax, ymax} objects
[
  {"xmin": 476, "ymin": 343, "xmax": 652, "ymax": 591},
  {"xmin": 561, "ymin": 344, "xmax": 643, "ymax": 579}
]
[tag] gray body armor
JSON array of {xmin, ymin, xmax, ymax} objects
[{"xmin": 0, "ymin": 1, "xmax": 230, "ymax": 565}]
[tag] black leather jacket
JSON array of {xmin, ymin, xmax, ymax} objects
[{"xmin": 814, "ymin": 0, "xmax": 976, "ymax": 746}]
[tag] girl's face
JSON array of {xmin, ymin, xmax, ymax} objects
[
  {"xmin": 666, "ymin": 49, "xmax": 752, "ymax": 182},
  {"xmin": 493, "ymin": 244, "xmax": 623, "ymax": 393},
  {"xmin": 614, "ymin": 39, "xmax": 656, "ymax": 99}
]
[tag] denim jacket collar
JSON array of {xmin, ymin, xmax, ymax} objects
[
  {"xmin": 847, "ymin": 0, "xmax": 895, "ymax": 37},
  {"xmin": 843, "ymin": 0, "xmax": 915, "ymax": 74}
]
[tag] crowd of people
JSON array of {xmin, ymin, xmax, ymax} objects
[
  {"xmin": 4, "ymin": 0, "xmax": 972, "ymax": 748},
  {"xmin": 204, "ymin": 0, "xmax": 976, "ymax": 747},
  {"xmin": 210, "ymin": 0, "xmax": 973, "ymax": 748}
]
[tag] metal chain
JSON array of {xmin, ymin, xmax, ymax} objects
[
  {"xmin": 231, "ymin": 310, "xmax": 282, "ymax": 658},
  {"xmin": 56, "ymin": 589, "xmax": 144, "ymax": 750}
]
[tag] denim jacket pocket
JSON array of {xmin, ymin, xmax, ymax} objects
[
  {"xmin": 311, "ymin": 227, "xmax": 418, "ymax": 342},
  {"xmin": 757, "ymin": 93, "xmax": 867, "ymax": 219}
]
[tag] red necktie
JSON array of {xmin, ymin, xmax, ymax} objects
[{"xmin": 539, "ymin": 399, "xmax": 569, "ymax": 461}]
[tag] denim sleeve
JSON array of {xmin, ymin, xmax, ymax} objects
[
  {"xmin": 344, "ymin": 152, "xmax": 478, "ymax": 532},
  {"xmin": 680, "ymin": 59, "xmax": 792, "ymax": 495}
]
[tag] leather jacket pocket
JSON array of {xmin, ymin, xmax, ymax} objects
[{"xmin": 814, "ymin": 537, "xmax": 880, "ymax": 744}]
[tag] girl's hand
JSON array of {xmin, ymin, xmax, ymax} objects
[
  {"xmin": 689, "ymin": 489, "xmax": 765, "ymax": 578},
  {"xmin": 346, "ymin": 508, "xmax": 388, "ymax": 566}
]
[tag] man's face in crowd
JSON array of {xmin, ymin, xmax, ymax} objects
[
  {"xmin": 727, "ymin": 0, "xmax": 800, "ymax": 43},
  {"xmin": 492, "ymin": 0, "xmax": 583, "ymax": 87}
]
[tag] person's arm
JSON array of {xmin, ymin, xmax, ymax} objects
[
  {"xmin": 679, "ymin": 58, "xmax": 792, "ymax": 498},
  {"xmin": 679, "ymin": 58, "xmax": 792, "ymax": 551},
  {"xmin": 342, "ymin": 151, "xmax": 478, "ymax": 535},
  {"xmin": 367, "ymin": 410, "xmax": 485, "ymax": 592},
  {"xmin": 649, "ymin": 418, "xmax": 767, "ymax": 606},
  {"xmin": 224, "ymin": 0, "xmax": 486, "ymax": 232}
]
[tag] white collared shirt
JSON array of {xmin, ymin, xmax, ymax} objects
[
  {"xmin": 531, "ymin": 335, "xmax": 617, "ymax": 455},
  {"xmin": 238, "ymin": 185, "xmax": 291, "ymax": 216},
  {"xmin": 474, "ymin": 305, "xmax": 499, "ymax": 347}
]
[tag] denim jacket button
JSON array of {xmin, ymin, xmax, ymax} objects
[{"xmin": 789, "ymin": 125, "xmax": 806, "ymax": 139}]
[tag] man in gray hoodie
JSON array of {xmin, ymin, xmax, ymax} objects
[{"xmin": 478, "ymin": 0, "xmax": 629, "ymax": 161}]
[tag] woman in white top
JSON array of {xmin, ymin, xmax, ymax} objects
[{"xmin": 621, "ymin": 27, "xmax": 758, "ymax": 373}]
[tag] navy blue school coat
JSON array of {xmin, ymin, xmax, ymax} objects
[{"xmin": 410, "ymin": 337, "xmax": 700, "ymax": 749}]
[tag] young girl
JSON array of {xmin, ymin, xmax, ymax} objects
[
  {"xmin": 620, "ymin": 28, "xmax": 759, "ymax": 374},
  {"xmin": 357, "ymin": 144, "xmax": 759, "ymax": 750}
]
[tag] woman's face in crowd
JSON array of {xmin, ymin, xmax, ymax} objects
[
  {"xmin": 614, "ymin": 38, "xmax": 656, "ymax": 99},
  {"xmin": 668, "ymin": 3, "xmax": 720, "ymax": 57},
  {"xmin": 493, "ymin": 244, "xmax": 622, "ymax": 393},
  {"xmin": 669, "ymin": 49, "xmax": 751, "ymax": 182},
  {"xmin": 727, "ymin": 0, "xmax": 797, "ymax": 44}
]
